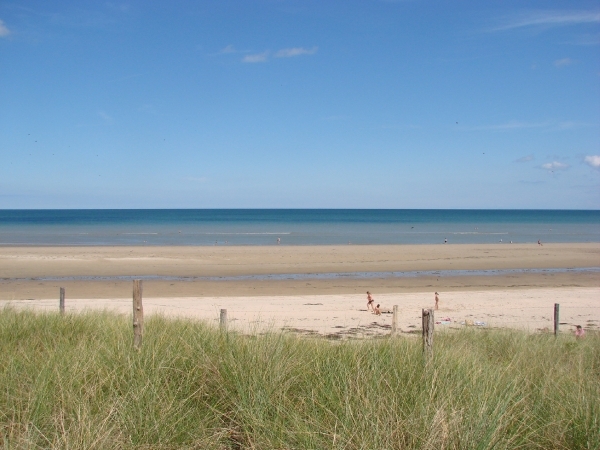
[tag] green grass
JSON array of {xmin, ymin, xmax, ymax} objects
[{"xmin": 1, "ymin": 308, "xmax": 598, "ymax": 449}]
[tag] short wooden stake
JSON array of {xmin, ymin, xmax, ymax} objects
[
  {"xmin": 422, "ymin": 308, "xmax": 434, "ymax": 357},
  {"xmin": 220, "ymin": 309, "xmax": 227, "ymax": 331},
  {"xmin": 554, "ymin": 303, "xmax": 560, "ymax": 337},
  {"xmin": 391, "ymin": 305, "xmax": 398, "ymax": 335},
  {"xmin": 59, "ymin": 287, "xmax": 65, "ymax": 315},
  {"xmin": 133, "ymin": 280, "xmax": 143, "ymax": 350}
]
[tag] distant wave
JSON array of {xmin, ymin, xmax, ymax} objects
[
  {"xmin": 452, "ymin": 232, "xmax": 509, "ymax": 235},
  {"xmin": 195, "ymin": 232, "xmax": 292, "ymax": 235},
  {"xmin": 120, "ymin": 233, "xmax": 159, "ymax": 235}
]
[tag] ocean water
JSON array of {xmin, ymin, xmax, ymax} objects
[{"xmin": 0, "ymin": 209, "xmax": 598, "ymax": 246}]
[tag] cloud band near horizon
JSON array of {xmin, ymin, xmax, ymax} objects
[
  {"xmin": 493, "ymin": 10, "xmax": 600, "ymax": 31},
  {"xmin": 242, "ymin": 46, "xmax": 318, "ymax": 63}
]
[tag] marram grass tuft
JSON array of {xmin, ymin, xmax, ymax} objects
[{"xmin": 1, "ymin": 307, "xmax": 598, "ymax": 449}]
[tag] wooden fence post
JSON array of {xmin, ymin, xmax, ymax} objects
[
  {"xmin": 133, "ymin": 280, "xmax": 143, "ymax": 350},
  {"xmin": 59, "ymin": 287, "xmax": 65, "ymax": 315},
  {"xmin": 554, "ymin": 303, "xmax": 560, "ymax": 337},
  {"xmin": 422, "ymin": 308, "xmax": 434, "ymax": 358},
  {"xmin": 391, "ymin": 305, "xmax": 398, "ymax": 335},
  {"xmin": 220, "ymin": 309, "xmax": 228, "ymax": 331}
]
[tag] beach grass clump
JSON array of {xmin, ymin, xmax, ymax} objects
[{"xmin": 0, "ymin": 307, "xmax": 598, "ymax": 449}]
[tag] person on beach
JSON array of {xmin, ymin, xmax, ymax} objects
[
  {"xmin": 538, "ymin": 239, "xmax": 543, "ymax": 246},
  {"xmin": 435, "ymin": 292, "xmax": 439, "ymax": 310},
  {"xmin": 374, "ymin": 304, "xmax": 381, "ymax": 315},
  {"xmin": 575, "ymin": 325, "xmax": 585, "ymax": 339},
  {"xmin": 366, "ymin": 291, "xmax": 374, "ymax": 311}
]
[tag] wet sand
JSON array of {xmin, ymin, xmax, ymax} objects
[
  {"xmin": 0, "ymin": 243, "xmax": 598, "ymax": 298},
  {"xmin": 2, "ymin": 243, "xmax": 599, "ymax": 278}
]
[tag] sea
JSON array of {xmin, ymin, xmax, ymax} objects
[{"xmin": 0, "ymin": 209, "xmax": 598, "ymax": 246}]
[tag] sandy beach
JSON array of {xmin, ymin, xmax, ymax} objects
[{"xmin": 1, "ymin": 243, "xmax": 598, "ymax": 336}]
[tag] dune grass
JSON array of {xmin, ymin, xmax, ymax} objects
[{"xmin": 0, "ymin": 308, "xmax": 598, "ymax": 449}]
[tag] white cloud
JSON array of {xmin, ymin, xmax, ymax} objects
[
  {"xmin": 541, "ymin": 161, "xmax": 569, "ymax": 170},
  {"xmin": 515, "ymin": 155, "xmax": 534, "ymax": 162},
  {"xmin": 274, "ymin": 46, "xmax": 318, "ymax": 58},
  {"xmin": 242, "ymin": 52, "xmax": 269, "ymax": 63},
  {"xmin": 0, "ymin": 19, "xmax": 10, "ymax": 37},
  {"xmin": 466, "ymin": 121, "xmax": 549, "ymax": 131},
  {"xmin": 584, "ymin": 155, "xmax": 600, "ymax": 168},
  {"xmin": 462, "ymin": 120, "xmax": 595, "ymax": 132},
  {"xmin": 221, "ymin": 44, "xmax": 236, "ymax": 54},
  {"xmin": 239, "ymin": 46, "xmax": 318, "ymax": 63},
  {"xmin": 492, "ymin": 10, "xmax": 600, "ymax": 31},
  {"xmin": 557, "ymin": 121, "xmax": 595, "ymax": 130},
  {"xmin": 554, "ymin": 57, "xmax": 573, "ymax": 67}
]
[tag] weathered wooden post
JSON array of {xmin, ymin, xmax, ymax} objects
[
  {"xmin": 59, "ymin": 287, "xmax": 65, "ymax": 315},
  {"xmin": 422, "ymin": 308, "xmax": 434, "ymax": 358},
  {"xmin": 554, "ymin": 303, "xmax": 560, "ymax": 337},
  {"xmin": 220, "ymin": 308, "xmax": 228, "ymax": 331},
  {"xmin": 133, "ymin": 280, "xmax": 143, "ymax": 350},
  {"xmin": 391, "ymin": 305, "xmax": 398, "ymax": 335}
]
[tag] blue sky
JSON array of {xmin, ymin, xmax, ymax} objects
[{"xmin": 1, "ymin": 1, "xmax": 599, "ymax": 209}]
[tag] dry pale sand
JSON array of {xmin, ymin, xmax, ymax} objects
[
  {"xmin": 1, "ymin": 243, "xmax": 598, "ymax": 336},
  {"xmin": 2, "ymin": 289, "xmax": 598, "ymax": 338}
]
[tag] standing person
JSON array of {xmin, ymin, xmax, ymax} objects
[
  {"xmin": 435, "ymin": 292, "xmax": 439, "ymax": 310},
  {"xmin": 575, "ymin": 325, "xmax": 585, "ymax": 339},
  {"xmin": 538, "ymin": 239, "xmax": 543, "ymax": 246},
  {"xmin": 277, "ymin": 237, "xmax": 281, "ymax": 245},
  {"xmin": 366, "ymin": 291, "xmax": 374, "ymax": 311}
]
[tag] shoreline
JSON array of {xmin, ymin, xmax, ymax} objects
[
  {"xmin": 4, "ymin": 266, "xmax": 599, "ymax": 282},
  {"xmin": 1, "ymin": 240, "xmax": 599, "ymax": 247}
]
